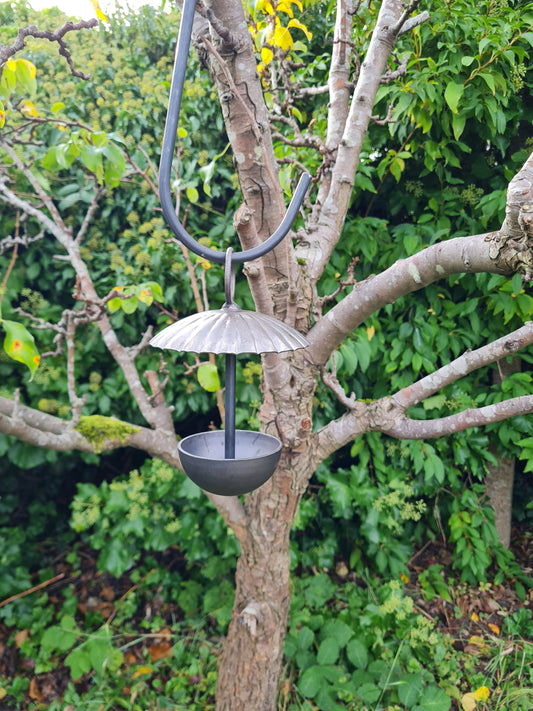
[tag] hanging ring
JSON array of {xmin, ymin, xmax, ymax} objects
[
  {"xmin": 158, "ymin": 0, "xmax": 311, "ymax": 266},
  {"xmin": 224, "ymin": 247, "xmax": 235, "ymax": 306}
]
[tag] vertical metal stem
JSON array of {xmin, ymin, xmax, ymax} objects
[{"xmin": 225, "ymin": 353, "xmax": 236, "ymax": 459}]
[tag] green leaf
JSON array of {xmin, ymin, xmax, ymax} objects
[
  {"xmin": 1, "ymin": 319, "xmax": 40, "ymax": 379},
  {"xmin": 41, "ymin": 615, "xmax": 79, "ymax": 654},
  {"xmin": 186, "ymin": 186, "xmax": 199, "ymax": 203},
  {"xmin": 423, "ymin": 394, "xmax": 446, "ymax": 411},
  {"xmin": 121, "ymin": 295, "xmax": 138, "ymax": 314},
  {"xmin": 444, "ymin": 81, "xmax": 464, "ymax": 114},
  {"xmin": 146, "ymin": 281, "xmax": 164, "ymax": 302},
  {"xmin": 321, "ymin": 619, "xmax": 353, "ymax": 648},
  {"xmin": 197, "ymin": 363, "xmax": 221, "ymax": 392},
  {"xmin": 80, "ymin": 143, "xmax": 103, "ymax": 175},
  {"xmin": 478, "ymin": 71, "xmax": 495, "ymax": 95},
  {"xmin": 346, "ymin": 638, "xmax": 368, "ymax": 669},
  {"xmin": 415, "ymin": 686, "xmax": 451, "ymax": 711},
  {"xmin": 452, "ymin": 111, "xmax": 466, "ymax": 140},
  {"xmin": 65, "ymin": 645, "xmax": 92, "ymax": 680},
  {"xmin": 298, "ymin": 665, "xmax": 322, "ymax": 698},
  {"xmin": 103, "ymin": 143, "xmax": 126, "ymax": 187},
  {"xmin": 296, "ymin": 626, "xmax": 314, "ymax": 650},
  {"xmin": 97, "ymin": 538, "xmax": 136, "ymax": 577},
  {"xmin": 316, "ymin": 636, "xmax": 340, "ymax": 665},
  {"xmin": 107, "ymin": 297, "xmax": 123, "ymax": 313},
  {"xmin": 398, "ymin": 673, "xmax": 423, "ymax": 707}
]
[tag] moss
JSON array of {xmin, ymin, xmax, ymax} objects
[{"xmin": 75, "ymin": 415, "xmax": 140, "ymax": 453}]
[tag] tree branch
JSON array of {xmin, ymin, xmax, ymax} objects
[
  {"xmin": 0, "ymin": 395, "xmax": 179, "ymax": 463},
  {"xmin": 392, "ymin": 321, "xmax": 533, "ymax": 411},
  {"xmin": 0, "ymin": 175, "xmax": 173, "ymax": 432},
  {"xmin": 301, "ymin": 0, "xmax": 410, "ymax": 282},
  {"xmin": 382, "ymin": 395, "xmax": 533, "ymax": 439},
  {"xmin": 307, "ymin": 150, "xmax": 533, "ymax": 365},
  {"xmin": 306, "ymin": 232, "xmax": 503, "ymax": 365},
  {"xmin": 0, "ymin": 20, "xmax": 98, "ymax": 79}
]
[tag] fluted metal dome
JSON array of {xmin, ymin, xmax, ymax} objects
[{"xmin": 150, "ymin": 303, "xmax": 309, "ymax": 355}]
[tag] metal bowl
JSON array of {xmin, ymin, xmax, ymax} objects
[{"xmin": 178, "ymin": 429, "xmax": 282, "ymax": 496}]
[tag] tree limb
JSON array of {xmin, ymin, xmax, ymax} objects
[
  {"xmin": 0, "ymin": 20, "xmax": 98, "ymax": 79},
  {"xmin": 381, "ymin": 395, "xmax": 533, "ymax": 439},
  {"xmin": 392, "ymin": 321, "xmax": 533, "ymax": 411},
  {"xmin": 306, "ymin": 232, "xmax": 504, "ymax": 365}
]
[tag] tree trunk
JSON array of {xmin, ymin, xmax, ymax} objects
[
  {"xmin": 485, "ymin": 453, "xmax": 515, "ymax": 548},
  {"xmin": 485, "ymin": 358, "xmax": 520, "ymax": 547},
  {"xmin": 215, "ymin": 481, "xmax": 293, "ymax": 710}
]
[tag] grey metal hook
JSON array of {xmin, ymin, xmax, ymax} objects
[{"xmin": 159, "ymin": 0, "xmax": 311, "ymax": 265}]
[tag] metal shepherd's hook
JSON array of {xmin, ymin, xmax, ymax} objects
[{"xmin": 158, "ymin": 0, "xmax": 311, "ymax": 264}]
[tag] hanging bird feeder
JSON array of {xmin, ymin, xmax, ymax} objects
[{"xmin": 150, "ymin": 0, "xmax": 311, "ymax": 496}]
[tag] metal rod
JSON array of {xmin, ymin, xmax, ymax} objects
[
  {"xmin": 158, "ymin": 0, "xmax": 311, "ymax": 265},
  {"xmin": 224, "ymin": 353, "xmax": 236, "ymax": 459}
]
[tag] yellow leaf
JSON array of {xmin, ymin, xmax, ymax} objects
[
  {"xmin": 0, "ymin": 109, "xmax": 5, "ymax": 128},
  {"xmin": 461, "ymin": 692, "xmax": 477, "ymax": 711},
  {"xmin": 0, "ymin": 688, "xmax": 6, "ymax": 700},
  {"xmin": 366, "ymin": 325, "xmax": 375, "ymax": 341},
  {"xmin": 90, "ymin": 0, "xmax": 109, "ymax": 22},
  {"xmin": 277, "ymin": 1, "xmax": 295, "ymax": 17},
  {"xmin": 474, "ymin": 686, "xmax": 490, "ymax": 701},
  {"xmin": 18, "ymin": 58, "xmax": 36, "ymax": 78},
  {"xmin": 487, "ymin": 623, "xmax": 500, "ymax": 635},
  {"xmin": 21, "ymin": 100, "xmax": 38, "ymax": 117},
  {"xmin": 261, "ymin": 46, "xmax": 274, "ymax": 65},
  {"xmin": 132, "ymin": 666, "xmax": 153, "ymax": 678},
  {"xmin": 471, "ymin": 612, "xmax": 479, "ymax": 622},
  {"xmin": 274, "ymin": 25, "xmax": 293, "ymax": 52},
  {"xmin": 288, "ymin": 17, "xmax": 313, "ymax": 41},
  {"xmin": 261, "ymin": 0, "xmax": 275, "ymax": 14}
]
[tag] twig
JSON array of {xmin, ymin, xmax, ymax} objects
[
  {"xmin": 320, "ymin": 357, "xmax": 357, "ymax": 410},
  {"xmin": 0, "ymin": 573, "xmax": 65, "ymax": 609}
]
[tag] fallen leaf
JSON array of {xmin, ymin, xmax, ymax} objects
[
  {"xmin": 29, "ymin": 678, "xmax": 44, "ymax": 702},
  {"xmin": 132, "ymin": 666, "xmax": 153, "ymax": 678},
  {"xmin": 101, "ymin": 585, "xmax": 115, "ymax": 602},
  {"xmin": 0, "ymin": 689, "xmax": 7, "ymax": 701},
  {"xmin": 14, "ymin": 629, "xmax": 30, "ymax": 647},
  {"xmin": 148, "ymin": 641, "xmax": 172, "ymax": 662},
  {"xmin": 461, "ymin": 692, "xmax": 477, "ymax": 711},
  {"xmin": 487, "ymin": 623, "xmax": 500, "ymax": 635},
  {"xmin": 470, "ymin": 612, "xmax": 479, "ymax": 622}
]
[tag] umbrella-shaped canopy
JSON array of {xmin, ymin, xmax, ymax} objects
[{"xmin": 149, "ymin": 303, "xmax": 310, "ymax": 355}]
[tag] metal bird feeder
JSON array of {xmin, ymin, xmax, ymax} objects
[{"xmin": 150, "ymin": 0, "xmax": 311, "ymax": 496}]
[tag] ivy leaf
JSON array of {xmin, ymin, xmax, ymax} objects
[{"xmin": 1, "ymin": 319, "xmax": 40, "ymax": 379}]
